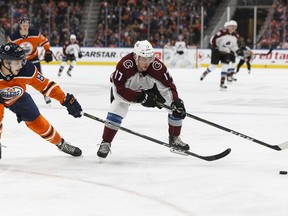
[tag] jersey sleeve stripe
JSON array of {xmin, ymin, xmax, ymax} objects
[{"xmin": 41, "ymin": 81, "xmax": 56, "ymax": 95}]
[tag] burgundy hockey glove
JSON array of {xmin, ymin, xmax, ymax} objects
[
  {"xmin": 62, "ymin": 93, "xmax": 82, "ymax": 118},
  {"xmin": 171, "ymin": 98, "xmax": 186, "ymax": 119}
]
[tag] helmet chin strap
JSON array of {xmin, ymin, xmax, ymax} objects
[
  {"xmin": 1, "ymin": 62, "xmax": 15, "ymax": 81},
  {"xmin": 134, "ymin": 55, "xmax": 141, "ymax": 71}
]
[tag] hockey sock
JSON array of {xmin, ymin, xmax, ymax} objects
[
  {"xmin": 247, "ymin": 62, "xmax": 251, "ymax": 70},
  {"xmin": 67, "ymin": 66, "xmax": 74, "ymax": 73},
  {"xmin": 220, "ymin": 77, "xmax": 226, "ymax": 85},
  {"xmin": 102, "ymin": 126, "xmax": 118, "ymax": 143},
  {"xmin": 102, "ymin": 112, "xmax": 123, "ymax": 143},
  {"xmin": 58, "ymin": 66, "xmax": 64, "ymax": 73},
  {"xmin": 168, "ymin": 124, "xmax": 182, "ymax": 137},
  {"xmin": 168, "ymin": 114, "xmax": 183, "ymax": 136},
  {"xmin": 25, "ymin": 114, "xmax": 61, "ymax": 144}
]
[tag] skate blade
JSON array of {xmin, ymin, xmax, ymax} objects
[{"xmin": 170, "ymin": 147, "xmax": 188, "ymax": 156}]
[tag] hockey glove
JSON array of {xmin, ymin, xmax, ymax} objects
[
  {"xmin": 171, "ymin": 98, "xmax": 186, "ymax": 119},
  {"xmin": 78, "ymin": 52, "xmax": 83, "ymax": 59},
  {"xmin": 236, "ymin": 49, "xmax": 244, "ymax": 56},
  {"xmin": 146, "ymin": 84, "xmax": 166, "ymax": 108},
  {"xmin": 44, "ymin": 50, "xmax": 53, "ymax": 63},
  {"xmin": 137, "ymin": 91, "xmax": 158, "ymax": 108},
  {"xmin": 62, "ymin": 93, "xmax": 82, "ymax": 118}
]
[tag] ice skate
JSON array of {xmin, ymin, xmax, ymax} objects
[
  {"xmin": 97, "ymin": 141, "xmax": 111, "ymax": 158},
  {"xmin": 169, "ymin": 135, "xmax": 190, "ymax": 151},
  {"xmin": 220, "ymin": 77, "xmax": 227, "ymax": 90},
  {"xmin": 232, "ymin": 75, "xmax": 237, "ymax": 81},
  {"xmin": 67, "ymin": 71, "xmax": 72, "ymax": 77},
  {"xmin": 57, "ymin": 138, "xmax": 82, "ymax": 157},
  {"xmin": 220, "ymin": 83, "xmax": 227, "ymax": 90},
  {"xmin": 227, "ymin": 75, "xmax": 233, "ymax": 82}
]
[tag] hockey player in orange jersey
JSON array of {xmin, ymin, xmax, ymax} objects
[
  {"xmin": 8, "ymin": 16, "xmax": 53, "ymax": 104},
  {"xmin": 0, "ymin": 42, "xmax": 83, "ymax": 159}
]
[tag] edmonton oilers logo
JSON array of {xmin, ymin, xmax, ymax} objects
[
  {"xmin": 19, "ymin": 42, "xmax": 32, "ymax": 54},
  {"xmin": 0, "ymin": 87, "xmax": 24, "ymax": 99}
]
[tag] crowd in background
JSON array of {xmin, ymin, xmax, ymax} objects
[
  {"xmin": 258, "ymin": 0, "xmax": 287, "ymax": 49},
  {"xmin": 0, "ymin": 0, "xmax": 84, "ymax": 46},
  {"xmin": 0, "ymin": 0, "xmax": 287, "ymax": 49},
  {"xmin": 95, "ymin": 0, "xmax": 220, "ymax": 48}
]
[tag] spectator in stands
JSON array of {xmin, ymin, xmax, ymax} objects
[
  {"xmin": 95, "ymin": 0, "xmax": 218, "ymax": 48},
  {"xmin": 0, "ymin": 23, "xmax": 5, "ymax": 44},
  {"xmin": 1, "ymin": 0, "xmax": 84, "ymax": 47},
  {"xmin": 259, "ymin": 0, "xmax": 287, "ymax": 49}
]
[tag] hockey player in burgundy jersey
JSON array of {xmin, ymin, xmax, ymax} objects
[
  {"xmin": 0, "ymin": 42, "xmax": 82, "ymax": 159},
  {"xmin": 200, "ymin": 20, "xmax": 239, "ymax": 89},
  {"xmin": 58, "ymin": 34, "xmax": 83, "ymax": 77},
  {"xmin": 97, "ymin": 40, "xmax": 188, "ymax": 158}
]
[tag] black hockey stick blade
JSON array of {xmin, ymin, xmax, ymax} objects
[
  {"xmin": 253, "ymin": 48, "xmax": 273, "ymax": 56},
  {"xmin": 82, "ymin": 112, "xmax": 231, "ymax": 161},
  {"xmin": 183, "ymin": 148, "xmax": 231, "ymax": 161},
  {"xmin": 266, "ymin": 48, "xmax": 273, "ymax": 55},
  {"xmin": 156, "ymin": 102, "xmax": 287, "ymax": 151}
]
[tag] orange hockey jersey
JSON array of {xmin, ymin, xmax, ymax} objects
[
  {"xmin": 8, "ymin": 28, "xmax": 50, "ymax": 60},
  {"xmin": 0, "ymin": 61, "xmax": 65, "ymax": 121}
]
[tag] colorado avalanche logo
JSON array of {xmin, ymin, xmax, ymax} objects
[
  {"xmin": 20, "ymin": 42, "xmax": 32, "ymax": 54},
  {"xmin": 197, "ymin": 51, "xmax": 205, "ymax": 62},
  {"xmin": 0, "ymin": 87, "xmax": 24, "ymax": 99},
  {"xmin": 152, "ymin": 61, "xmax": 162, "ymax": 70},
  {"xmin": 123, "ymin": 59, "xmax": 133, "ymax": 69},
  {"xmin": 225, "ymin": 41, "xmax": 231, "ymax": 46}
]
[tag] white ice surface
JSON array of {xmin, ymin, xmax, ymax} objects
[{"xmin": 1, "ymin": 65, "xmax": 288, "ymax": 216}]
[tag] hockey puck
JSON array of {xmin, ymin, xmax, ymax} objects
[{"xmin": 279, "ymin": 171, "xmax": 287, "ymax": 175}]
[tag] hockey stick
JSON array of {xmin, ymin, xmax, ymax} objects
[
  {"xmin": 81, "ymin": 112, "xmax": 231, "ymax": 161},
  {"xmin": 253, "ymin": 48, "xmax": 273, "ymax": 56},
  {"xmin": 156, "ymin": 102, "xmax": 288, "ymax": 151}
]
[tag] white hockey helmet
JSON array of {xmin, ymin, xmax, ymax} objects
[
  {"xmin": 70, "ymin": 34, "xmax": 77, "ymax": 40},
  {"xmin": 133, "ymin": 40, "xmax": 154, "ymax": 59},
  {"xmin": 229, "ymin": 20, "xmax": 238, "ymax": 27},
  {"xmin": 224, "ymin": 21, "xmax": 229, "ymax": 29}
]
